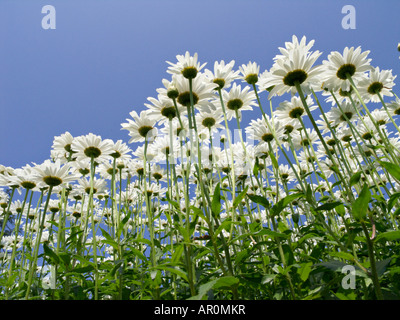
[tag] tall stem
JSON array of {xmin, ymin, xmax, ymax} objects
[
  {"xmin": 361, "ymin": 222, "xmax": 383, "ymax": 300},
  {"xmin": 25, "ymin": 186, "xmax": 53, "ymax": 300}
]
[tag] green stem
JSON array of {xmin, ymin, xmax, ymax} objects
[
  {"xmin": 360, "ymin": 222, "xmax": 384, "ymax": 300},
  {"xmin": 25, "ymin": 186, "xmax": 53, "ymax": 300}
]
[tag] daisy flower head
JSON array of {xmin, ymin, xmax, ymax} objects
[
  {"xmin": 321, "ymin": 46, "xmax": 372, "ymax": 92},
  {"xmin": 156, "ymin": 78, "xmax": 180, "ymax": 101},
  {"xmin": 70, "ymin": 159, "xmax": 91, "ymax": 177},
  {"xmin": 160, "ymin": 115, "xmax": 190, "ymax": 139},
  {"xmin": 386, "ymin": 97, "xmax": 400, "ymax": 116},
  {"xmin": 327, "ymin": 100, "xmax": 362, "ymax": 126},
  {"xmin": 8, "ymin": 164, "xmax": 41, "ymax": 191},
  {"xmin": 291, "ymin": 128, "xmax": 320, "ymax": 150},
  {"xmin": 275, "ymin": 35, "xmax": 316, "ymax": 60},
  {"xmin": 166, "ymin": 51, "xmax": 206, "ymax": 80},
  {"xmin": 357, "ymin": 117, "xmax": 379, "ymax": 142},
  {"xmin": 33, "ymin": 159, "xmax": 79, "ymax": 188},
  {"xmin": 109, "ymin": 140, "xmax": 132, "ymax": 161},
  {"xmin": 148, "ymin": 134, "xmax": 181, "ymax": 165},
  {"xmin": 195, "ymin": 101, "xmax": 225, "ymax": 135},
  {"xmin": 71, "ymin": 133, "xmax": 114, "ymax": 164},
  {"xmin": 239, "ymin": 61, "xmax": 260, "ymax": 85},
  {"xmin": 98, "ymin": 161, "xmax": 128, "ymax": 181},
  {"xmin": 275, "ymin": 95, "xmax": 317, "ymax": 123},
  {"xmin": 51, "ymin": 131, "xmax": 76, "ymax": 162},
  {"xmin": 218, "ymin": 83, "xmax": 257, "ymax": 120},
  {"xmin": 369, "ymin": 108, "xmax": 390, "ymax": 126},
  {"xmin": 145, "ymin": 95, "xmax": 185, "ymax": 125},
  {"xmin": 260, "ymin": 35, "xmax": 323, "ymax": 99},
  {"xmin": 357, "ymin": 66, "xmax": 396, "ymax": 103},
  {"xmin": 321, "ymin": 85, "xmax": 359, "ymax": 106},
  {"xmin": 245, "ymin": 116, "xmax": 283, "ymax": 146},
  {"xmin": 151, "ymin": 163, "xmax": 167, "ymax": 182},
  {"xmin": 77, "ymin": 177, "xmax": 108, "ymax": 196},
  {"xmin": 0, "ymin": 188, "xmax": 9, "ymax": 208},
  {"xmin": 121, "ymin": 109, "xmax": 158, "ymax": 143},
  {"xmin": 132, "ymin": 145, "xmax": 156, "ymax": 165},
  {"xmin": 203, "ymin": 60, "xmax": 240, "ymax": 90},
  {"xmin": 173, "ymin": 73, "xmax": 217, "ymax": 110}
]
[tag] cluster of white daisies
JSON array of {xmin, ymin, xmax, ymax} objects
[{"xmin": 1, "ymin": 35, "xmax": 400, "ymax": 260}]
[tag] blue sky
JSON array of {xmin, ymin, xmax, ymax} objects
[{"xmin": 1, "ymin": 0, "xmax": 399, "ymax": 169}]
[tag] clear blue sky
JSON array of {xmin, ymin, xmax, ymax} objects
[{"xmin": 1, "ymin": 0, "xmax": 399, "ymax": 168}]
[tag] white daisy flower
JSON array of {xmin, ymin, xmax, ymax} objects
[
  {"xmin": 145, "ymin": 95, "xmax": 185, "ymax": 125},
  {"xmin": 321, "ymin": 46, "xmax": 372, "ymax": 92},
  {"xmin": 357, "ymin": 66, "xmax": 396, "ymax": 103},
  {"xmin": 275, "ymin": 95, "xmax": 317, "ymax": 123},
  {"xmin": 218, "ymin": 83, "xmax": 257, "ymax": 120},
  {"xmin": 260, "ymin": 35, "xmax": 323, "ymax": 98},
  {"xmin": 173, "ymin": 73, "xmax": 217, "ymax": 110},
  {"xmin": 195, "ymin": 102, "xmax": 225, "ymax": 135},
  {"xmin": 239, "ymin": 61, "xmax": 260, "ymax": 85},
  {"xmin": 245, "ymin": 116, "xmax": 283, "ymax": 145},
  {"xmin": 327, "ymin": 100, "xmax": 362, "ymax": 126},
  {"xmin": 386, "ymin": 97, "xmax": 400, "ymax": 116},
  {"xmin": 121, "ymin": 109, "xmax": 158, "ymax": 143},
  {"xmin": 8, "ymin": 164, "xmax": 41, "ymax": 190},
  {"xmin": 166, "ymin": 51, "xmax": 207, "ymax": 79},
  {"xmin": 51, "ymin": 131, "xmax": 76, "ymax": 162},
  {"xmin": 71, "ymin": 133, "xmax": 114, "ymax": 164},
  {"xmin": 204, "ymin": 60, "xmax": 240, "ymax": 89},
  {"xmin": 33, "ymin": 159, "xmax": 79, "ymax": 188},
  {"xmin": 291, "ymin": 128, "xmax": 320, "ymax": 150},
  {"xmin": 77, "ymin": 176, "xmax": 108, "ymax": 195}
]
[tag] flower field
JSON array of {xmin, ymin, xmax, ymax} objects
[{"xmin": 1, "ymin": 35, "xmax": 400, "ymax": 300}]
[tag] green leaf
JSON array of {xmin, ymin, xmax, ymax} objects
[
  {"xmin": 213, "ymin": 276, "xmax": 239, "ymax": 289},
  {"xmin": 165, "ymin": 191, "xmax": 181, "ymax": 211},
  {"xmin": 256, "ymin": 228, "xmax": 289, "ymax": 239},
  {"xmin": 215, "ymin": 219, "xmax": 239, "ymax": 238},
  {"xmin": 271, "ymin": 193, "xmax": 304, "ymax": 216},
  {"xmin": 117, "ymin": 213, "xmax": 131, "ymax": 238},
  {"xmin": 305, "ymin": 184, "xmax": 314, "ymax": 205},
  {"xmin": 211, "ymin": 183, "xmax": 221, "ymax": 216},
  {"xmin": 253, "ymin": 157, "xmax": 260, "ymax": 176},
  {"xmin": 376, "ymin": 230, "xmax": 400, "ymax": 242},
  {"xmin": 335, "ymin": 203, "xmax": 346, "ymax": 217},
  {"xmin": 233, "ymin": 186, "xmax": 249, "ymax": 208},
  {"xmin": 329, "ymin": 251, "xmax": 355, "ymax": 262},
  {"xmin": 380, "ymin": 161, "xmax": 400, "ymax": 181},
  {"xmin": 68, "ymin": 264, "xmax": 95, "ymax": 274},
  {"xmin": 188, "ymin": 276, "xmax": 239, "ymax": 300},
  {"xmin": 315, "ymin": 260, "xmax": 348, "ymax": 272},
  {"xmin": 261, "ymin": 274, "xmax": 276, "ymax": 285},
  {"xmin": 129, "ymin": 247, "xmax": 147, "ymax": 261},
  {"xmin": 153, "ymin": 266, "xmax": 188, "ymax": 283},
  {"xmin": 297, "ymin": 262, "xmax": 313, "ymax": 282},
  {"xmin": 43, "ymin": 243, "xmax": 60, "ymax": 264},
  {"xmin": 388, "ymin": 192, "xmax": 400, "ymax": 212},
  {"xmin": 315, "ymin": 201, "xmax": 343, "ymax": 211},
  {"xmin": 269, "ymin": 151, "xmax": 279, "ymax": 170},
  {"xmin": 334, "ymin": 292, "xmax": 357, "ymax": 300},
  {"xmin": 375, "ymin": 258, "xmax": 392, "ymax": 277},
  {"xmin": 235, "ymin": 249, "xmax": 250, "ymax": 265},
  {"xmin": 171, "ymin": 244, "xmax": 184, "ymax": 265},
  {"xmin": 349, "ymin": 171, "xmax": 362, "ymax": 187},
  {"xmin": 351, "ymin": 184, "xmax": 371, "ymax": 222},
  {"xmin": 247, "ymin": 194, "xmax": 269, "ymax": 208},
  {"xmin": 130, "ymin": 237, "xmax": 152, "ymax": 247}
]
